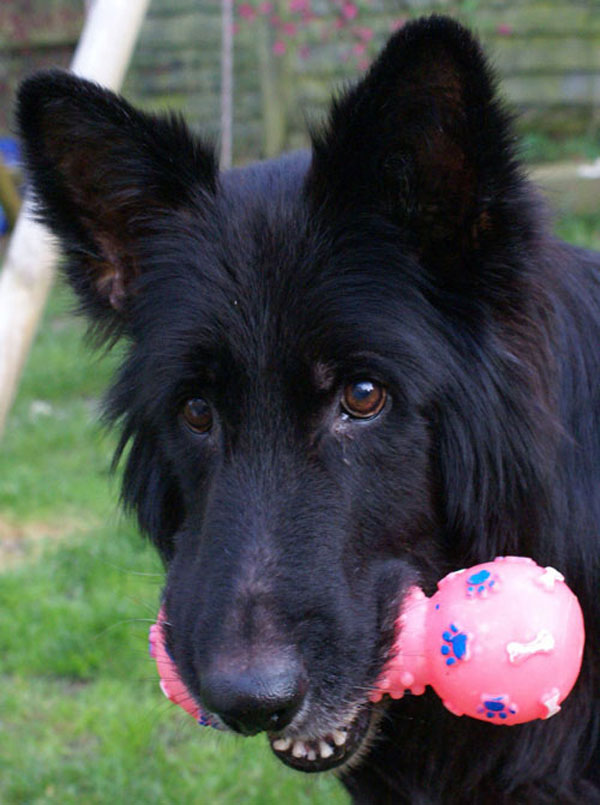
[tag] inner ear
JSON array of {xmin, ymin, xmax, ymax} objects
[
  {"xmin": 18, "ymin": 70, "xmax": 217, "ymax": 320},
  {"xmin": 41, "ymin": 115, "xmax": 147, "ymax": 312},
  {"xmin": 93, "ymin": 236, "xmax": 137, "ymax": 311}
]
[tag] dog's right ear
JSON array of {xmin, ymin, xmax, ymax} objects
[{"xmin": 17, "ymin": 71, "xmax": 217, "ymax": 335}]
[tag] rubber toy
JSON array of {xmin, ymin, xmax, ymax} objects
[
  {"xmin": 370, "ymin": 556, "xmax": 585, "ymax": 724},
  {"xmin": 149, "ymin": 556, "xmax": 585, "ymax": 728},
  {"xmin": 149, "ymin": 612, "xmax": 222, "ymax": 728}
]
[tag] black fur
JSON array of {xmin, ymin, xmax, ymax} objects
[{"xmin": 17, "ymin": 16, "xmax": 599, "ymax": 803}]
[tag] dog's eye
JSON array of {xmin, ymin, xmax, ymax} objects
[
  {"xmin": 182, "ymin": 398, "xmax": 213, "ymax": 434},
  {"xmin": 341, "ymin": 380, "xmax": 387, "ymax": 419}
]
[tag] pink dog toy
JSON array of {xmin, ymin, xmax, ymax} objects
[
  {"xmin": 149, "ymin": 612, "xmax": 222, "ymax": 728},
  {"xmin": 370, "ymin": 556, "xmax": 585, "ymax": 724},
  {"xmin": 149, "ymin": 556, "xmax": 585, "ymax": 727}
]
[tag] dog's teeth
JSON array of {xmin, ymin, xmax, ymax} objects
[
  {"xmin": 292, "ymin": 741, "xmax": 307, "ymax": 758},
  {"xmin": 307, "ymin": 748, "xmax": 317, "ymax": 761},
  {"xmin": 331, "ymin": 729, "xmax": 347, "ymax": 746},
  {"xmin": 272, "ymin": 738, "xmax": 292, "ymax": 752},
  {"xmin": 319, "ymin": 740, "xmax": 334, "ymax": 758}
]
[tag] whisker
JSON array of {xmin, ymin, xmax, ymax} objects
[
  {"xmin": 91, "ymin": 618, "xmax": 159, "ymax": 640},
  {"xmin": 95, "ymin": 557, "xmax": 163, "ymax": 578}
]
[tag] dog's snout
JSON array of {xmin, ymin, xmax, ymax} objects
[{"xmin": 201, "ymin": 659, "xmax": 307, "ymax": 736}]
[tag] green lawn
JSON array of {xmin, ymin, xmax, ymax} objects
[
  {"xmin": 0, "ymin": 283, "xmax": 345, "ymax": 804},
  {"xmin": 555, "ymin": 212, "xmax": 600, "ymax": 252},
  {"xmin": 1, "ymin": 208, "xmax": 599, "ymax": 803}
]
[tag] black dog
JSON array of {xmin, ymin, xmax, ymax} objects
[{"xmin": 17, "ymin": 15, "xmax": 599, "ymax": 803}]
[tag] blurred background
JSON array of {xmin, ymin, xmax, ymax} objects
[{"xmin": 0, "ymin": 1, "xmax": 598, "ymax": 803}]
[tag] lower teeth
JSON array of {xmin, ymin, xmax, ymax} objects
[
  {"xmin": 292, "ymin": 741, "xmax": 306, "ymax": 758},
  {"xmin": 273, "ymin": 731, "xmax": 346, "ymax": 762},
  {"xmin": 331, "ymin": 729, "xmax": 347, "ymax": 746}
]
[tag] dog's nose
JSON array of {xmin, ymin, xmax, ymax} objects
[{"xmin": 200, "ymin": 659, "xmax": 307, "ymax": 735}]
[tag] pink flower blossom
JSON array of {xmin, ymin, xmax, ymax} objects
[
  {"xmin": 342, "ymin": 2, "xmax": 358, "ymax": 20},
  {"xmin": 282, "ymin": 21, "xmax": 298, "ymax": 36},
  {"xmin": 390, "ymin": 17, "xmax": 406, "ymax": 32},
  {"xmin": 352, "ymin": 42, "xmax": 366, "ymax": 56},
  {"xmin": 289, "ymin": 0, "xmax": 310, "ymax": 11},
  {"xmin": 298, "ymin": 44, "xmax": 310, "ymax": 59},
  {"xmin": 354, "ymin": 26, "xmax": 374, "ymax": 42},
  {"xmin": 272, "ymin": 40, "xmax": 286, "ymax": 55},
  {"xmin": 238, "ymin": 3, "xmax": 256, "ymax": 21},
  {"xmin": 257, "ymin": 1, "xmax": 273, "ymax": 13},
  {"xmin": 358, "ymin": 58, "xmax": 370, "ymax": 71},
  {"xmin": 496, "ymin": 23, "xmax": 514, "ymax": 36}
]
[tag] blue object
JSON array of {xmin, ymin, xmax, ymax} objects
[
  {"xmin": 0, "ymin": 137, "xmax": 21, "ymax": 235},
  {"xmin": 441, "ymin": 623, "xmax": 468, "ymax": 666},
  {"xmin": 0, "ymin": 137, "xmax": 21, "ymax": 169}
]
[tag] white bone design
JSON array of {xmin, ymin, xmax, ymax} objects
[
  {"xmin": 541, "ymin": 688, "xmax": 561, "ymax": 719},
  {"xmin": 506, "ymin": 629, "xmax": 555, "ymax": 664},
  {"xmin": 535, "ymin": 566, "xmax": 564, "ymax": 591}
]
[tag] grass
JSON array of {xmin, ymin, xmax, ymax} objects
[
  {"xmin": 0, "ymin": 283, "xmax": 346, "ymax": 804},
  {"xmin": 520, "ymin": 131, "xmax": 600, "ymax": 165},
  {"xmin": 1, "ymin": 206, "xmax": 599, "ymax": 803},
  {"xmin": 555, "ymin": 213, "xmax": 600, "ymax": 252}
]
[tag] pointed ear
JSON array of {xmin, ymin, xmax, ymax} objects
[
  {"xmin": 307, "ymin": 16, "xmax": 527, "ymax": 269},
  {"xmin": 17, "ymin": 71, "xmax": 217, "ymax": 333}
]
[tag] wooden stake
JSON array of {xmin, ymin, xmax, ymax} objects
[
  {"xmin": 0, "ymin": 0, "xmax": 150, "ymax": 438},
  {"xmin": 220, "ymin": 0, "xmax": 234, "ymax": 170}
]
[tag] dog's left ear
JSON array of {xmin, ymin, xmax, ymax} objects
[
  {"xmin": 17, "ymin": 71, "xmax": 217, "ymax": 334},
  {"xmin": 307, "ymin": 15, "xmax": 529, "ymax": 269}
]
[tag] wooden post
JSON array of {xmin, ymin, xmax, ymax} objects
[
  {"xmin": 256, "ymin": 0, "xmax": 291, "ymax": 159},
  {"xmin": 220, "ymin": 0, "xmax": 234, "ymax": 170},
  {"xmin": 0, "ymin": 0, "xmax": 150, "ymax": 438},
  {"xmin": 257, "ymin": 14, "xmax": 286, "ymax": 158}
]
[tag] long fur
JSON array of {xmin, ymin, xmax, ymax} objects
[{"xmin": 18, "ymin": 16, "xmax": 599, "ymax": 803}]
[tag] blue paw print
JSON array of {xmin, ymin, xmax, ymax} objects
[
  {"xmin": 466, "ymin": 569, "xmax": 496, "ymax": 597},
  {"xmin": 440, "ymin": 623, "xmax": 468, "ymax": 666},
  {"xmin": 477, "ymin": 695, "xmax": 518, "ymax": 720},
  {"xmin": 198, "ymin": 711, "xmax": 225, "ymax": 730}
]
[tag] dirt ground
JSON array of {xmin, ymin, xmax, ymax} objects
[{"xmin": 0, "ymin": 514, "xmax": 87, "ymax": 569}]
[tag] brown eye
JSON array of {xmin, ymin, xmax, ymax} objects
[
  {"xmin": 341, "ymin": 380, "xmax": 387, "ymax": 419},
  {"xmin": 182, "ymin": 398, "xmax": 213, "ymax": 433}
]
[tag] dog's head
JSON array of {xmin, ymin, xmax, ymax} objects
[{"xmin": 18, "ymin": 16, "xmax": 545, "ymax": 772}]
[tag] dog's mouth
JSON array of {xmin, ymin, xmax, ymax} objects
[{"xmin": 267, "ymin": 704, "xmax": 374, "ymax": 773}]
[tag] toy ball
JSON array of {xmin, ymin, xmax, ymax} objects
[
  {"xmin": 150, "ymin": 556, "xmax": 585, "ymax": 729},
  {"xmin": 369, "ymin": 556, "xmax": 585, "ymax": 725},
  {"xmin": 149, "ymin": 613, "xmax": 222, "ymax": 728}
]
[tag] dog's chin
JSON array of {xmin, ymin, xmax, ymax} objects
[{"xmin": 267, "ymin": 703, "xmax": 376, "ymax": 774}]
